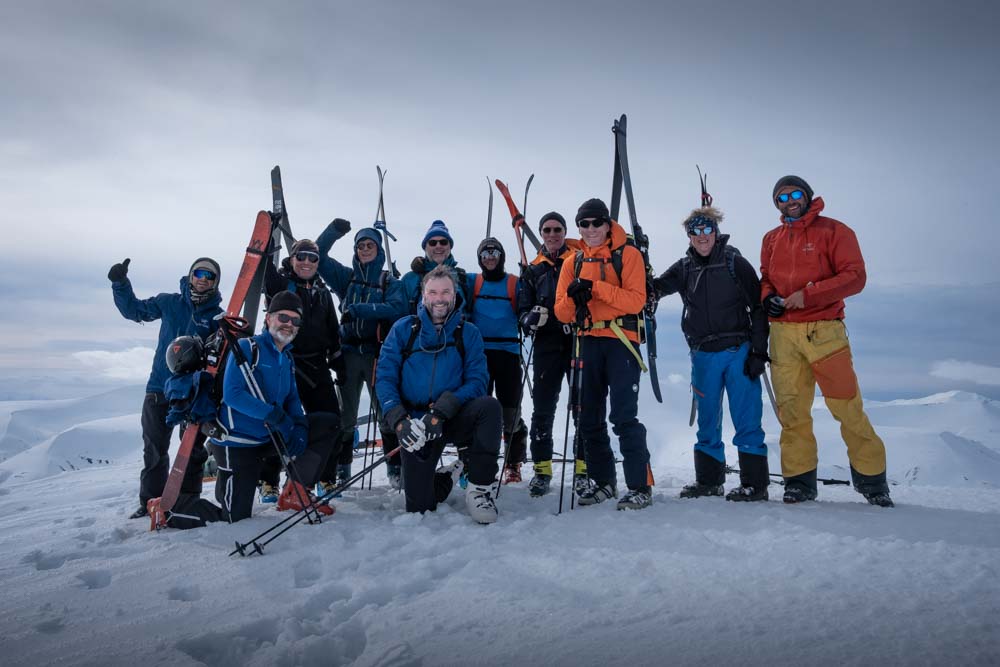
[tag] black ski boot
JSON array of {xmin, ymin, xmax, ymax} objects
[
  {"xmin": 782, "ymin": 469, "xmax": 818, "ymax": 504},
  {"xmin": 851, "ymin": 466, "xmax": 894, "ymax": 508},
  {"xmin": 680, "ymin": 450, "xmax": 725, "ymax": 499},
  {"xmin": 726, "ymin": 451, "xmax": 769, "ymax": 502}
]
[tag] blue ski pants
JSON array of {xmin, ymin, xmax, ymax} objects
[{"xmin": 691, "ymin": 342, "xmax": 766, "ymax": 463}]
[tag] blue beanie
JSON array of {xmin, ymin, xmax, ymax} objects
[
  {"xmin": 421, "ymin": 220, "xmax": 454, "ymax": 249},
  {"xmin": 354, "ymin": 228, "xmax": 383, "ymax": 250}
]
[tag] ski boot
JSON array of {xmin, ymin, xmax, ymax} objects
[
  {"xmin": 528, "ymin": 474, "xmax": 552, "ymax": 498},
  {"xmin": 466, "ymin": 484, "xmax": 498, "ymax": 524},
  {"xmin": 502, "ymin": 463, "xmax": 522, "ymax": 485},
  {"xmin": 577, "ymin": 482, "xmax": 617, "ymax": 506},
  {"xmin": 617, "ymin": 487, "xmax": 653, "ymax": 511},
  {"xmin": 259, "ymin": 481, "xmax": 279, "ymax": 504}
]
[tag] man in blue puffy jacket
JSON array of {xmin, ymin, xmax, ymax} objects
[
  {"xmin": 209, "ymin": 291, "xmax": 339, "ymax": 523},
  {"xmin": 109, "ymin": 256, "xmax": 223, "ymax": 520},
  {"xmin": 317, "ymin": 218, "xmax": 406, "ymax": 490},
  {"xmin": 399, "ymin": 220, "xmax": 472, "ymax": 316},
  {"xmin": 376, "ymin": 265, "xmax": 503, "ymax": 524},
  {"xmin": 469, "ymin": 237, "xmax": 528, "ymax": 485}
]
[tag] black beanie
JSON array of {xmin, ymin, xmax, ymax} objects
[
  {"xmin": 538, "ymin": 211, "xmax": 567, "ymax": 232},
  {"xmin": 267, "ymin": 290, "xmax": 303, "ymax": 315},
  {"xmin": 772, "ymin": 175, "xmax": 814, "ymax": 203},
  {"xmin": 575, "ymin": 198, "xmax": 610, "ymax": 224}
]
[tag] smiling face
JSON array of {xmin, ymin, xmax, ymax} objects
[
  {"xmin": 424, "ymin": 236, "xmax": 452, "ymax": 264},
  {"xmin": 688, "ymin": 224, "xmax": 717, "ymax": 257},
  {"xmin": 356, "ymin": 239, "xmax": 378, "ymax": 264},
  {"xmin": 422, "ymin": 276, "xmax": 456, "ymax": 324},
  {"xmin": 774, "ymin": 185, "xmax": 808, "ymax": 220},
  {"xmin": 540, "ymin": 219, "xmax": 566, "ymax": 254},
  {"xmin": 189, "ymin": 272, "xmax": 216, "ymax": 294},
  {"xmin": 290, "ymin": 251, "xmax": 319, "ymax": 280},
  {"xmin": 265, "ymin": 309, "xmax": 300, "ymax": 346},
  {"xmin": 578, "ymin": 218, "xmax": 610, "ymax": 248}
]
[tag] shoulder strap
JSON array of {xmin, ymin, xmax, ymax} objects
[
  {"xmin": 454, "ymin": 321, "xmax": 465, "ymax": 360},
  {"xmin": 401, "ymin": 318, "xmax": 422, "ymax": 360},
  {"xmin": 611, "ymin": 247, "xmax": 624, "ymax": 283},
  {"xmin": 505, "ymin": 274, "xmax": 517, "ymax": 313},
  {"xmin": 473, "ymin": 273, "xmax": 484, "ymax": 304}
]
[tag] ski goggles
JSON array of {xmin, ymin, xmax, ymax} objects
[
  {"xmin": 294, "ymin": 251, "xmax": 320, "ymax": 263},
  {"xmin": 190, "ymin": 269, "xmax": 217, "ymax": 281},
  {"xmin": 576, "ymin": 218, "xmax": 608, "ymax": 229},
  {"xmin": 274, "ymin": 313, "xmax": 302, "ymax": 327},
  {"xmin": 479, "ymin": 248, "xmax": 502, "ymax": 259},
  {"xmin": 541, "ymin": 225, "xmax": 565, "ymax": 234},
  {"xmin": 425, "ymin": 238, "xmax": 451, "ymax": 247},
  {"xmin": 775, "ymin": 190, "xmax": 805, "ymax": 203},
  {"xmin": 687, "ymin": 224, "xmax": 716, "ymax": 237}
]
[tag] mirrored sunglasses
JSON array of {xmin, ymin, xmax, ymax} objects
[
  {"xmin": 775, "ymin": 190, "xmax": 805, "ymax": 204},
  {"xmin": 687, "ymin": 225, "xmax": 716, "ymax": 237},
  {"xmin": 479, "ymin": 248, "xmax": 502, "ymax": 259},
  {"xmin": 191, "ymin": 269, "xmax": 216, "ymax": 281}
]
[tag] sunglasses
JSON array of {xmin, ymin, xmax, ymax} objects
[
  {"xmin": 191, "ymin": 269, "xmax": 216, "ymax": 281},
  {"xmin": 541, "ymin": 226, "xmax": 564, "ymax": 234},
  {"xmin": 775, "ymin": 190, "xmax": 805, "ymax": 204},
  {"xmin": 479, "ymin": 248, "xmax": 502, "ymax": 259},
  {"xmin": 577, "ymin": 219, "xmax": 608, "ymax": 229},
  {"xmin": 274, "ymin": 313, "xmax": 302, "ymax": 326},
  {"xmin": 294, "ymin": 251, "xmax": 319, "ymax": 263},
  {"xmin": 355, "ymin": 241, "xmax": 377, "ymax": 251},
  {"xmin": 426, "ymin": 239, "xmax": 451, "ymax": 247},
  {"xmin": 688, "ymin": 225, "xmax": 716, "ymax": 237}
]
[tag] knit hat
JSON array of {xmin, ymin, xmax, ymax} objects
[
  {"xmin": 189, "ymin": 257, "xmax": 221, "ymax": 283},
  {"xmin": 538, "ymin": 211, "xmax": 567, "ymax": 232},
  {"xmin": 772, "ymin": 175, "xmax": 814, "ymax": 203},
  {"xmin": 421, "ymin": 220, "xmax": 454, "ymax": 249},
  {"xmin": 477, "ymin": 237, "xmax": 506, "ymax": 273},
  {"xmin": 290, "ymin": 239, "xmax": 319, "ymax": 255},
  {"xmin": 267, "ymin": 290, "xmax": 303, "ymax": 316},
  {"xmin": 354, "ymin": 228, "xmax": 383, "ymax": 251},
  {"xmin": 575, "ymin": 198, "xmax": 610, "ymax": 224}
]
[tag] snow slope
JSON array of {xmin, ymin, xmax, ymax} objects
[{"xmin": 1, "ymin": 389, "xmax": 999, "ymax": 666}]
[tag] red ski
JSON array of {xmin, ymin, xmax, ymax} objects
[
  {"xmin": 148, "ymin": 211, "xmax": 274, "ymax": 530},
  {"xmin": 495, "ymin": 179, "xmax": 531, "ymax": 267}
]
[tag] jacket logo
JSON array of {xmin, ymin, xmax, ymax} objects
[{"xmin": 802, "ymin": 243, "xmax": 816, "ymax": 254}]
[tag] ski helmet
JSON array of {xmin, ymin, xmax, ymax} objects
[{"xmin": 166, "ymin": 335, "xmax": 206, "ymax": 375}]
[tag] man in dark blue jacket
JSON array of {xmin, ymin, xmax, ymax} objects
[
  {"xmin": 109, "ymin": 257, "xmax": 223, "ymax": 519},
  {"xmin": 209, "ymin": 291, "xmax": 339, "ymax": 523},
  {"xmin": 376, "ymin": 265, "xmax": 502, "ymax": 524},
  {"xmin": 399, "ymin": 220, "xmax": 472, "ymax": 316},
  {"xmin": 318, "ymin": 219, "xmax": 406, "ymax": 489}
]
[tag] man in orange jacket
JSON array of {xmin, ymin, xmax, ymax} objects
[
  {"xmin": 554, "ymin": 198, "xmax": 653, "ymax": 510},
  {"xmin": 760, "ymin": 175, "xmax": 892, "ymax": 507}
]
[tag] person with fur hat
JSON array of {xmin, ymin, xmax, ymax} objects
[
  {"xmin": 469, "ymin": 237, "xmax": 529, "ymax": 484},
  {"xmin": 516, "ymin": 211, "xmax": 586, "ymax": 497},
  {"xmin": 207, "ymin": 290, "xmax": 340, "ymax": 522},
  {"xmin": 553, "ymin": 198, "xmax": 654, "ymax": 510},
  {"xmin": 761, "ymin": 175, "xmax": 893, "ymax": 507},
  {"xmin": 317, "ymin": 218, "xmax": 407, "ymax": 490},
  {"xmin": 257, "ymin": 235, "xmax": 344, "ymax": 500},
  {"xmin": 108, "ymin": 256, "xmax": 223, "ymax": 519},
  {"xmin": 399, "ymin": 219, "xmax": 472, "ymax": 317},
  {"xmin": 653, "ymin": 207, "xmax": 770, "ymax": 501}
]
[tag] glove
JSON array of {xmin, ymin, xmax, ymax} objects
[
  {"xmin": 328, "ymin": 351, "xmax": 347, "ymax": 385},
  {"xmin": 566, "ymin": 278, "xmax": 593, "ymax": 306},
  {"xmin": 744, "ymin": 351, "xmax": 769, "ymax": 380},
  {"xmin": 285, "ymin": 416, "xmax": 309, "ymax": 458},
  {"xmin": 421, "ymin": 412, "xmax": 444, "ymax": 441},
  {"xmin": 519, "ymin": 305, "xmax": 548, "ymax": 335},
  {"xmin": 331, "ymin": 217, "xmax": 351, "ymax": 235},
  {"xmin": 339, "ymin": 309, "xmax": 354, "ymax": 328},
  {"xmin": 265, "ymin": 404, "xmax": 293, "ymax": 436},
  {"xmin": 107, "ymin": 258, "xmax": 130, "ymax": 282},
  {"xmin": 397, "ymin": 417, "xmax": 427, "ymax": 452},
  {"xmin": 422, "ymin": 390, "xmax": 461, "ymax": 441},
  {"xmin": 763, "ymin": 293, "xmax": 786, "ymax": 318},
  {"xmin": 384, "ymin": 405, "xmax": 409, "ymax": 431}
]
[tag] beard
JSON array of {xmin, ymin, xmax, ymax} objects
[
  {"xmin": 268, "ymin": 321, "xmax": 297, "ymax": 345},
  {"xmin": 427, "ymin": 299, "xmax": 453, "ymax": 321}
]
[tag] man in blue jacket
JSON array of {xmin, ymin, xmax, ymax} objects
[
  {"xmin": 209, "ymin": 291, "xmax": 339, "ymax": 523},
  {"xmin": 318, "ymin": 218, "xmax": 406, "ymax": 489},
  {"xmin": 376, "ymin": 265, "xmax": 502, "ymax": 524},
  {"xmin": 109, "ymin": 256, "xmax": 223, "ymax": 519},
  {"xmin": 469, "ymin": 237, "xmax": 528, "ymax": 485},
  {"xmin": 399, "ymin": 220, "xmax": 472, "ymax": 316}
]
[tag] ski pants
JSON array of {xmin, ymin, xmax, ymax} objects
[
  {"xmin": 333, "ymin": 348, "xmax": 396, "ymax": 472},
  {"xmin": 212, "ymin": 411, "xmax": 340, "ymax": 523},
  {"xmin": 139, "ymin": 392, "xmax": 207, "ymax": 505},
  {"xmin": 528, "ymin": 331, "xmax": 575, "ymax": 467},
  {"xmin": 485, "ymin": 348, "xmax": 528, "ymax": 465},
  {"xmin": 691, "ymin": 342, "xmax": 766, "ymax": 463},
  {"xmin": 401, "ymin": 396, "xmax": 502, "ymax": 513},
  {"xmin": 578, "ymin": 336, "xmax": 650, "ymax": 491},
  {"xmin": 769, "ymin": 321, "xmax": 887, "ymax": 488}
]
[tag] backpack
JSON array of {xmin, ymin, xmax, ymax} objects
[
  {"xmin": 471, "ymin": 273, "xmax": 517, "ymax": 313},
  {"xmin": 400, "ymin": 317, "xmax": 466, "ymax": 362},
  {"xmin": 678, "ymin": 245, "xmax": 745, "ymax": 309}
]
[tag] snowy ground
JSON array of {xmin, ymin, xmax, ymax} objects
[{"xmin": 2, "ymin": 384, "xmax": 999, "ymax": 666}]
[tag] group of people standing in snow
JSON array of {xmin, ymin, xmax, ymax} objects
[{"xmin": 109, "ymin": 173, "xmax": 893, "ymax": 529}]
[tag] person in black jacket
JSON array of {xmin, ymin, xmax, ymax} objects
[
  {"xmin": 653, "ymin": 207, "xmax": 771, "ymax": 501},
  {"xmin": 260, "ymin": 239, "xmax": 343, "ymax": 499}
]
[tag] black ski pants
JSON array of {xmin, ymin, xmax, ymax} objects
[
  {"xmin": 333, "ymin": 348, "xmax": 396, "ymax": 471},
  {"xmin": 139, "ymin": 392, "xmax": 207, "ymax": 506},
  {"xmin": 401, "ymin": 396, "xmax": 502, "ymax": 513},
  {"xmin": 527, "ymin": 332, "xmax": 574, "ymax": 464},
  {"xmin": 485, "ymin": 349, "xmax": 528, "ymax": 464},
  {"xmin": 212, "ymin": 411, "xmax": 340, "ymax": 523},
  {"xmin": 579, "ymin": 336, "xmax": 650, "ymax": 491}
]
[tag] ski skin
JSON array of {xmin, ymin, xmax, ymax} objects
[{"xmin": 149, "ymin": 211, "xmax": 275, "ymax": 530}]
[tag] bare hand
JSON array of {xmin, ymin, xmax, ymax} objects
[{"xmin": 784, "ymin": 289, "xmax": 806, "ymax": 309}]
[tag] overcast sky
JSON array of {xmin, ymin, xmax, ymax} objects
[{"xmin": 2, "ymin": 0, "xmax": 998, "ymax": 384}]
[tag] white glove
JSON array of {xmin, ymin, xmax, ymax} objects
[
  {"xmin": 398, "ymin": 417, "xmax": 427, "ymax": 452},
  {"xmin": 532, "ymin": 305, "xmax": 549, "ymax": 329}
]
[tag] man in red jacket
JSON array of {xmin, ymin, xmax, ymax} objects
[{"xmin": 760, "ymin": 175, "xmax": 893, "ymax": 507}]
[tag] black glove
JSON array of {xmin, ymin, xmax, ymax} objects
[
  {"xmin": 265, "ymin": 404, "xmax": 293, "ymax": 435},
  {"xmin": 420, "ymin": 412, "xmax": 444, "ymax": 441},
  {"xmin": 384, "ymin": 405, "xmax": 409, "ymax": 431},
  {"xmin": 331, "ymin": 217, "xmax": 351, "ymax": 235},
  {"xmin": 519, "ymin": 308, "xmax": 541, "ymax": 336},
  {"xmin": 566, "ymin": 278, "xmax": 593, "ymax": 306},
  {"xmin": 397, "ymin": 417, "xmax": 427, "ymax": 452},
  {"xmin": 286, "ymin": 416, "xmax": 309, "ymax": 458},
  {"xmin": 763, "ymin": 293, "xmax": 786, "ymax": 318},
  {"xmin": 108, "ymin": 258, "xmax": 130, "ymax": 283},
  {"xmin": 422, "ymin": 390, "xmax": 461, "ymax": 440},
  {"xmin": 328, "ymin": 351, "xmax": 347, "ymax": 385},
  {"xmin": 744, "ymin": 351, "xmax": 769, "ymax": 380}
]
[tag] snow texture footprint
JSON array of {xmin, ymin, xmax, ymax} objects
[
  {"xmin": 292, "ymin": 556, "xmax": 323, "ymax": 589},
  {"xmin": 167, "ymin": 585, "xmax": 202, "ymax": 602},
  {"xmin": 76, "ymin": 569, "xmax": 112, "ymax": 590}
]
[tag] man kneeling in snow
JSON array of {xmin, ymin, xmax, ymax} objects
[{"xmin": 375, "ymin": 265, "xmax": 503, "ymax": 524}]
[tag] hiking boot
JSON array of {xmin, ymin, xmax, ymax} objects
[
  {"xmin": 386, "ymin": 463, "xmax": 402, "ymax": 491},
  {"xmin": 782, "ymin": 486, "xmax": 818, "ymax": 504},
  {"xmin": 466, "ymin": 484, "xmax": 498, "ymax": 524},
  {"xmin": 277, "ymin": 481, "xmax": 334, "ymax": 516},
  {"xmin": 726, "ymin": 485, "xmax": 769, "ymax": 502},
  {"xmin": 617, "ymin": 487, "xmax": 652, "ymax": 511},
  {"xmin": 259, "ymin": 482, "xmax": 279, "ymax": 504},
  {"xmin": 129, "ymin": 505, "xmax": 149, "ymax": 520},
  {"xmin": 336, "ymin": 464, "xmax": 352, "ymax": 487},
  {"xmin": 502, "ymin": 464, "xmax": 522, "ymax": 485},
  {"xmin": 679, "ymin": 483, "xmax": 724, "ymax": 499},
  {"xmin": 577, "ymin": 482, "xmax": 617, "ymax": 506},
  {"xmin": 573, "ymin": 473, "xmax": 596, "ymax": 497},
  {"xmin": 528, "ymin": 474, "xmax": 552, "ymax": 498},
  {"xmin": 864, "ymin": 492, "xmax": 894, "ymax": 508}
]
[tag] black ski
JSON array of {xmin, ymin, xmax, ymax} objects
[
  {"xmin": 610, "ymin": 114, "xmax": 662, "ymax": 403},
  {"xmin": 374, "ymin": 165, "xmax": 400, "ymax": 278},
  {"xmin": 520, "ymin": 174, "xmax": 541, "ymax": 252}
]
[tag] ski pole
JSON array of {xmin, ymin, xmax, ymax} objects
[
  {"xmin": 494, "ymin": 343, "xmax": 534, "ymax": 500},
  {"xmin": 558, "ymin": 328, "xmax": 584, "ymax": 514},
  {"xmin": 230, "ymin": 445, "xmax": 404, "ymax": 557},
  {"xmin": 724, "ymin": 466, "xmax": 849, "ymax": 487}
]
